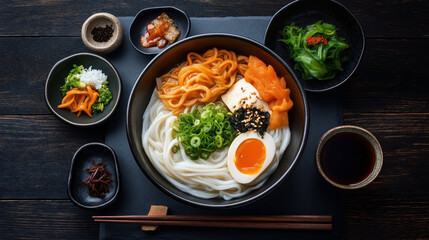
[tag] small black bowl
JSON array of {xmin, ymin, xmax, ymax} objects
[
  {"xmin": 68, "ymin": 142, "xmax": 120, "ymax": 209},
  {"xmin": 45, "ymin": 53, "xmax": 122, "ymax": 127},
  {"xmin": 264, "ymin": 0, "xmax": 365, "ymax": 92},
  {"xmin": 129, "ymin": 6, "xmax": 191, "ymax": 55}
]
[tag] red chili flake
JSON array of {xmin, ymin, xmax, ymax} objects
[{"xmin": 307, "ymin": 36, "xmax": 328, "ymax": 45}]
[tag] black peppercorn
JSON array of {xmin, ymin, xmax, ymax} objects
[{"xmin": 91, "ymin": 25, "xmax": 114, "ymax": 42}]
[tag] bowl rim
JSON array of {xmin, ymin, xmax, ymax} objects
[
  {"xmin": 126, "ymin": 33, "xmax": 309, "ymax": 208},
  {"xmin": 128, "ymin": 6, "xmax": 191, "ymax": 55},
  {"xmin": 67, "ymin": 142, "xmax": 121, "ymax": 209},
  {"xmin": 264, "ymin": 0, "xmax": 366, "ymax": 92},
  {"xmin": 45, "ymin": 52, "xmax": 122, "ymax": 127}
]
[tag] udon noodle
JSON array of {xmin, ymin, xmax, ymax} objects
[
  {"xmin": 142, "ymin": 94, "xmax": 290, "ymax": 200},
  {"xmin": 142, "ymin": 48, "xmax": 292, "ymax": 200}
]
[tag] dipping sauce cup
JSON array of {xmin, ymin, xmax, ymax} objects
[{"xmin": 316, "ymin": 125, "xmax": 383, "ymax": 189}]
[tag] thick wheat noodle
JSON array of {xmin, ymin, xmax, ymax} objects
[
  {"xmin": 156, "ymin": 48, "xmax": 249, "ymax": 115},
  {"xmin": 142, "ymin": 50, "xmax": 293, "ymax": 200},
  {"xmin": 141, "ymin": 93, "xmax": 291, "ymax": 200}
]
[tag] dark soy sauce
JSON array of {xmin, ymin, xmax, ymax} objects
[{"xmin": 321, "ymin": 132, "xmax": 375, "ymax": 185}]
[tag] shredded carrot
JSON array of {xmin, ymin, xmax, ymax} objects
[
  {"xmin": 58, "ymin": 86, "xmax": 99, "ymax": 117},
  {"xmin": 244, "ymin": 56, "xmax": 293, "ymax": 129}
]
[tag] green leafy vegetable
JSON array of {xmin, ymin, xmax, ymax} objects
[
  {"xmin": 173, "ymin": 103, "xmax": 237, "ymax": 160},
  {"xmin": 59, "ymin": 64, "xmax": 85, "ymax": 95},
  {"xmin": 92, "ymin": 82, "xmax": 112, "ymax": 113},
  {"xmin": 279, "ymin": 21, "xmax": 349, "ymax": 80}
]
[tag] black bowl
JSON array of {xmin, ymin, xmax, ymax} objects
[
  {"xmin": 68, "ymin": 142, "xmax": 120, "ymax": 209},
  {"xmin": 264, "ymin": 0, "xmax": 365, "ymax": 92},
  {"xmin": 129, "ymin": 6, "xmax": 191, "ymax": 55},
  {"xmin": 45, "ymin": 53, "xmax": 121, "ymax": 127},
  {"xmin": 126, "ymin": 34, "xmax": 309, "ymax": 208}
]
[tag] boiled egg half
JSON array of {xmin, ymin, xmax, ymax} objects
[{"xmin": 227, "ymin": 131, "xmax": 276, "ymax": 184}]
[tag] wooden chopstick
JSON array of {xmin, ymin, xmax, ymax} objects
[
  {"xmin": 93, "ymin": 215, "xmax": 332, "ymax": 230},
  {"xmin": 94, "ymin": 219, "xmax": 331, "ymax": 230},
  {"xmin": 93, "ymin": 215, "xmax": 331, "ymax": 223}
]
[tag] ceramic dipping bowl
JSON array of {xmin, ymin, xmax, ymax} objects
[
  {"xmin": 129, "ymin": 6, "xmax": 191, "ymax": 55},
  {"xmin": 316, "ymin": 125, "xmax": 383, "ymax": 189},
  {"xmin": 45, "ymin": 52, "xmax": 121, "ymax": 127},
  {"xmin": 68, "ymin": 142, "xmax": 120, "ymax": 209},
  {"xmin": 81, "ymin": 12, "xmax": 124, "ymax": 54},
  {"xmin": 264, "ymin": 0, "xmax": 365, "ymax": 92}
]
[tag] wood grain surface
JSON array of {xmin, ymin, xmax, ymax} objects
[
  {"xmin": 0, "ymin": 1, "xmax": 428, "ymax": 38},
  {"xmin": 0, "ymin": 0, "xmax": 428, "ymax": 239},
  {"xmin": 0, "ymin": 200, "xmax": 98, "ymax": 239}
]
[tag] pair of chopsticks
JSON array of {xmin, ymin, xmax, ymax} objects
[{"xmin": 93, "ymin": 215, "xmax": 332, "ymax": 230}]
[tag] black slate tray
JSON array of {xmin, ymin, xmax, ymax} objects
[{"xmin": 101, "ymin": 16, "xmax": 344, "ymax": 240}]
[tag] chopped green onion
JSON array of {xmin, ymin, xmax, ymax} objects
[
  {"xmin": 215, "ymin": 135, "xmax": 223, "ymax": 148},
  {"xmin": 203, "ymin": 123, "xmax": 212, "ymax": 132},
  {"xmin": 172, "ymin": 124, "xmax": 180, "ymax": 133},
  {"xmin": 200, "ymin": 151, "xmax": 210, "ymax": 160},
  {"xmin": 171, "ymin": 145, "xmax": 180, "ymax": 153},
  {"xmin": 216, "ymin": 113, "xmax": 224, "ymax": 121},
  {"xmin": 190, "ymin": 136, "xmax": 201, "ymax": 147},
  {"xmin": 185, "ymin": 146, "xmax": 193, "ymax": 154},
  {"xmin": 201, "ymin": 110, "xmax": 212, "ymax": 119},
  {"xmin": 172, "ymin": 103, "xmax": 237, "ymax": 160}
]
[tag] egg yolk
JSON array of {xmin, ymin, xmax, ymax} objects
[{"xmin": 235, "ymin": 138, "xmax": 266, "ymax": 175}]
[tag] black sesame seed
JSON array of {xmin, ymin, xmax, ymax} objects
[{"xmin": 228, "ymin": 107, "xmax": 270, "ymax": 137}]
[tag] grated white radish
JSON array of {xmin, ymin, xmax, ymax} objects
[{"xmin": 79, "ymin": 66, "xmax": 107, "ymax": 90}]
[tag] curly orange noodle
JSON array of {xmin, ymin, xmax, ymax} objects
[
  {"xmin": 57, "ymin": 86, "xmax": 99, "ymax": 117},
  {"xmin": 156, "ymin": 48, "xmax": 249, "ymax": 115},
  {"xmin": 244, "ymin": 56, "xmax": 293, "ymax": 129}
]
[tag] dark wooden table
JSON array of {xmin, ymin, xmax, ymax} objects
[{"xmin": 1, "ymin": 1, "xmax": 428, "ymax": 239}]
